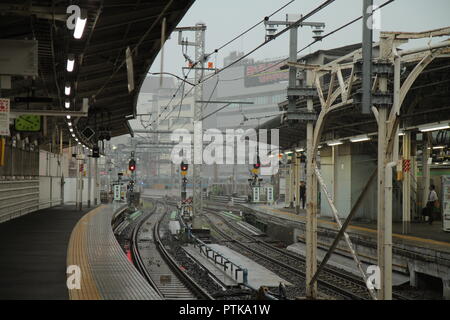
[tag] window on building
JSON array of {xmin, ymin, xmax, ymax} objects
[
  {"xmin": 272, "ymin": 94, "xmax": 286, "ymax": 104},
  {"xmin": 159, "ymin": 119, "xmax": 169, "ymax": 127},
  {"xmin": 254, "ymin": 96, "xmax": 269, "ymax": 105},
  {"xmin": 179, "ymin": 104, "xmax": 191, "ymax": 112},
  {"xmin": 171, "ymin": 117, "xmax": 192, "ymax": 126}
]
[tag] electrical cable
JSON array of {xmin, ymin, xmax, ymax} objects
[
  {"xmin": 143, "ymin": 1, "xmax": 298, "ymax": 129},
  {"xmin": 216, "ymin": 0, "xmax": 395, "ymax": 83}
]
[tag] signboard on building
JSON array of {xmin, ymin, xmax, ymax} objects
[
  {"xmin": 0, "ymin": 40, "xmax": 38, "ymax": 76},
  {"xmin": 114, "ymin": 184, "xmax": 121, "ymax": 201},
  {"xmin": 0, "ymin": 98, "xmax": 10, "ymax": 136},
  {"xmin": 252, "ymin": 187, "xmax": 260, "ymax": 202},
  {"xmin": 267, "ymin": 186, "xmax": 274, "ymax": 203},
  {"xmin": 244, "ymin": 61, "xmax": 288, "ymax": 88},
  {"xmin": 441, "ymin": 176, "xmax": 450, "ymax": 232}
]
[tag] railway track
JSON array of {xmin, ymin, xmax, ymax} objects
[
  {"xmin": 203, "ymin": 207, "xmax": 409, "ymax": 300},
  {"xmin": 131, "ymin": 199, "xmax": 213, "ymax": 300}
]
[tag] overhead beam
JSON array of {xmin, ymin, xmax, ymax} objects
[{"xmin": 0, "ymin": 3, "xmax": 67, "ymax": 21}]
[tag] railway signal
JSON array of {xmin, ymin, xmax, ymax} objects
[
  {"xmin": 180, "ymin": 164, "xmax": 188, "ymax": 200},
  {"xmin": 251, "ymin": 156, "xmax": 261, "ymax": 175},
  {"xmin": 253, "ymin": 156, "xmax": 261, "ymax": 169},
  {"xmin": 180, "ymin": 161, "xmax": 188, "ymax": 176},
  {"xmin": 128, "ymin": 159, "xmax": 136, "ymax": 172}
]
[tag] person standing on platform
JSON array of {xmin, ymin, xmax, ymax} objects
[
  {"xmin": 299, "ymin": 181, "xmax": 306, "ymax": 210},
  {"xmin": 426, "ymin": 185, "xmax": 438, "ymax": 225}
]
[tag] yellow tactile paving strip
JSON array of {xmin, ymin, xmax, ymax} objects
[
  {"xmin": 67, "ymin": 206, "xmax": 103, "ymax": 300},
  {"xmin": 66, "ymin": 204, "xmax": 161, "ymax": 300},
  {"xmin": 260, "ymin": 206, "xmax": 450, "ymax": 249}
]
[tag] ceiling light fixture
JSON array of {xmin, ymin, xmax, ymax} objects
[
  {"xmin": 327, "ymin": 140, "xmax": 343, "ymax": 146},
  {"xmin": 419, "ymin": 123, "xmax": 450, "ymax": 132},
  {"xmin": 67, "ymin": 55, "xmax": 75, "ymax": 72},
  {"xmin": 350, "ymin": 135, "xmax": 371, "ymax": 143},
  {"xmin": 73, "ymin": 16, "xmax": 87, "ymax": 39}
]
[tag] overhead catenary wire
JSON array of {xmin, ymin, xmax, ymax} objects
[
  {"xmin": 213, "ymin": 0, "xmax": 295, "ymax": 53},
  {"xmin": 157, "ymin": 0, "xmax": 339, "ymax": 125},
  {"xmin": 144, "ymin": 1, "xmax": 298, "ymax": 129},
  {"xmin": 149, "ymin": 0, "xmax": 340, "ymax": 131},
  {"xmin": 145, "ymin": 0, "xmax": 397, "ymax": 134},
  {"xmin": 196, "ymin": 0, "xmax": 396, "ymax": 123},
  {"xmin": 217, "ymin": 0, "xmax": 395, "ymax": 83},
  {"xmin": 196, "ymin": 0, "xmax": 337, "ymax": 86}
]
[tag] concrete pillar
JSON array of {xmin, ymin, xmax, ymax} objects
[
  {"xmin": 87, "ymin": 156, "xmax": 92, "ymax": 208},
  {"xmin": 411, "ymin": 134, "xmax": 418, "ymax": 220},
  {"xmin": 402, "ymin": 132, "xmax": 411, "ymax": 234},
  {"xmin": 422, "ymin": 133, "xmax": 431, "ymax": 210},
  {"xmin": 285, "ymin": 166, "xmax": 290, "ymax": 208},
  {"xmin": 409, "ymin": 263, "xmax": 418, "ymax": 288},
  {"xmin": 289, "ymin": 158, "xmax": 294, "ymax": 208},
  {"xmin": 295, "ymin": 152, "xmax": 300, "ymax": 213},
  {"xmin": 94, "ymin": 157, "xmax": 98, "ymax": 205},
  {"xmin": 76, "ymin": 146, "xmax": 80, "ymax": 210},
  {"xmin": 332, "ymin": 145, "xmax": 337, "ymax": 202},
  {"xmin": 213, "ymin": 163, "xmax": 218, "ymax": 183},
  {"xmin": 443, "ymin": 279, "xmax": 450, "ymax": 300}
]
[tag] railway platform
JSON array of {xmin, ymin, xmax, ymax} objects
[
  {"xmin": 238, "ymin": 203, "xmax": 450, "ymax": 299},
  {"xmin": 0, "ymin": 202, "xmax": 162, "ymax": 300},
  {"xmin": 67, "ymin": 203, "xmax": 161, "ymax": 300},
  {"xmin": 0, "ymin": 205, "xmax": 90, "ymax": 299},
  {"xmin": 245, "ymin": 204, "xmax": 450, "ymax": 251}
]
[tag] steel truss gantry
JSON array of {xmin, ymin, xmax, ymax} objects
[{"xmin": 289, "ymin": 26, "xmax": 450, "ymax": 300}]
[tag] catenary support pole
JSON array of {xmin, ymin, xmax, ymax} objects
[
  {"xmin": 377, "ymin": 105, "xmax": 387, "ymax": 299},
  {"xmin": 192, "ymin": 23, "xmax": 206, "ymax": 225},
  {"xmin": 305, "ymin": 69, "xmax": 317, "ymax": 299},
  {"xmin": 361, "ymin": 0, "xmax": 373, "ymax": 114}
]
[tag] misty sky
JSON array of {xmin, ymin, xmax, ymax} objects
[{"xmin": 148, "ymin": 0, "xmax": 450, "ymax": 79}]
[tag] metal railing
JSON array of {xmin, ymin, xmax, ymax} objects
[
  {"xmin": 177, "ymin": 210, "xmax": 248, "ymax": 284},
  {"xmin": 190, "ymin": 234, "xmax": 248, "ymax": 285}
]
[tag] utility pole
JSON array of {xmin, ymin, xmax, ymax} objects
[
  {"xmin": 266, "ymin": 14, "xmax": 324, "ymax": 299},
  {"xmin": 176, "ymin": 23, "xmax": 207, "ymax": 225},
  {"xmin": 305, "ymin": 69, "xmax": 317, "ymax": 299},
  {"xmin": 362, "ymin": 0, "xmax": 373, "ymax": 115}
]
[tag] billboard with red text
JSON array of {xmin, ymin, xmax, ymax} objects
[{"xmin": 244, "ymin": 61, "xmax": 288, "ymax": 87}]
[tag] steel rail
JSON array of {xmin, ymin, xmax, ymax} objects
[
  {"xmin": 130, "ymin": 202, "xmax": 164, "ymax": 297},
  {"xmin": 204, "ymin": 208, "xmax": 410, "ymax": 300},
  {"xmin": 203, "ymin": 210, "xmax": 365, "ymax": 300},
  {"xmin": 153, "ymin": 201, "xmax": 214, "ymax": 300}
]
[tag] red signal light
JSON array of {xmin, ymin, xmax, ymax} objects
[
  {"xmin": 253, "ymin": 156, "xmax": 261, "ymax": 169},
  {"xmin": 129, "ymin": 159, "xmax": 136, "ymax": 172}
]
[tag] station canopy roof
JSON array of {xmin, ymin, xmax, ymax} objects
[
  {"xmin": 0, "ymin": 0, "xmax": 194, "ymax": 145},
  {"xmin": 258, "ymin": 43, "xmax": 450, "ymax": 151}
]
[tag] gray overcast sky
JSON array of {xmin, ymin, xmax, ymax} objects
[{"xmin": 148, "ymin": 0, "xmax": 450, "ymax": 79}]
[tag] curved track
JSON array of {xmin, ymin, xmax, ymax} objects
[
  {"xmin": 204, "ymin": 207, "xmax": 409, "ymax": 300},
  {"xmin": 131, "ymin": 199, "xmax": 213, "ymax": 300}
]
